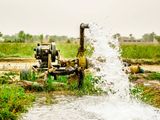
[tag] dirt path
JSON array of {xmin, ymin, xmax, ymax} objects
[
  {"xmin": 0, "ymin": 58, "xmax": 36, "ymax": 71},
  {"xmin": 0, "ymin": 58, "xmax": 35, "ymax": 62},
  {"xmin": 0, "ymin": 58, "xmax": 159, "ymax": 72},
  {"xmin": 142, "ymin": 65, "xmax": 160, "ymax": 72},
  {"xmin": 0, "ymin": 59, "xmax": 159, "ymax": 72},
  {"xmin": 0, "ymin": 62, "xmax": 35, "ymax": 71}
]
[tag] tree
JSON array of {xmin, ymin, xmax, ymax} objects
[
  {"xmin": 49, "ymin": 35, "xmax": 55, "ymax": 42},
  {"xmin": 25, "ymin": 34, "xmax": 33, "ymax": 42},
  {"xmin": 18, "ymin": 31, "xmax": 26, "ymax": 42},
  {"xmin": 154, "ymin": 35, "xmax": 160, "ymax": 43},
  {"xmin": 0, "ymin": 32, "xmax": 3, "ymax": 37},
  {"xmin": 129, "ymin": 34, "xmax": 135, "ymax": 40},
  {"xmin": 39, "ymin": 34, "xmax": 43, "ymax": 43},
  {"xmin": 142, "ymin": 32, "xmax": 155, "ymax": 42},
  {"xmin": 3, "ymin": 35, "xmax": 12, "ymax": 42}
]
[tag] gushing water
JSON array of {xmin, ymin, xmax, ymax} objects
[
  {"xmin": 88, "ymin": 23, "xmax": 129, "ymax": 99},
  {"xmin": 85, "ymin": 23, "xmax": 160, "ymax": 120}
]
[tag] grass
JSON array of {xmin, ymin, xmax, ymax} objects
[
  {"xmin": 146, "ymin": 72, "xmax": 160, "ymax": 81},
  {"xmin": 0, "ymin": 41, "xmax": 95, "ymax": 59},
  {"xmin": 0, "ymin": 72, "xmax": 35, "ymax": 120},
  {"xmin": 129, "ymin": 72, "xmax": 160, "ymax": 108},
  {"xmin": 56, "ymin": 42, "xmax": 79, "ymax": 58},
  {"xmin": 66, "ymin": 73, "xmax": 103, "ymax": 96},
  {"xmin": 121, "ymin": 44, "xmax": 160, "ymax": 59},
  {"xmin": 0, "ymin": 72, "xmax": 18, "ymax": 84},
  {"xmin": 0, "ymin": 42, "xmax": 160, "ymax": 60},
  {"xmin": 20, "ymin": 69, "xmax": 36, "ymax": 81},
  {"xmin": 57, "ymin": 41, "xmax": 92, "ymax": 58},
  {"xmin": 19, "ymin": 70, "xmax": 102, "ymax": 96},
  {"xmin": 129, "ymin": 72, "xmax": 160, "ymax": 82},
  {"xmin": 0, "ymin": 43, "xmax": 36, "ymax": 58},
  {"xmin": 0, "ymin": 42, "xmax": 79, "ymax": 58},
  {"xmin": 0, "ymin": 84, "xmax": 35, "ymax": 120},
  {"xmin": 131, "ymin": 85, "xmax": 160, "ymax": 108},
  {"xmin": 41, "ymin": 73, "xmax": 102, "ymax": 96}
]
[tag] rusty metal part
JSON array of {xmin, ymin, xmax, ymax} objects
[
  {"xmin": 77, "ymin": 23, "xmax": 89, "ymax": 70},
  {"xmin": 79, "ymin": 23, "xmax": 89, "ymax": 52}
]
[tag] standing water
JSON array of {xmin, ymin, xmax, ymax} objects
[{"xmin": 22, "ymin": 23, "xmax": 160, "ymax": 120}]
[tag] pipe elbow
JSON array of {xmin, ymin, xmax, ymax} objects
[{"xmin": 80, "ymin": 23, "xmax": 89, "ymax": 29}]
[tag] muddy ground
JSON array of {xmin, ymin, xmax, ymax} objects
[
  {"xmin": 0, "ymin": 58, "xmax": 160, "ymax": 72},
  {"xmin": 0, "ymin": 59, "xmax": 36, "ymax": 71}
]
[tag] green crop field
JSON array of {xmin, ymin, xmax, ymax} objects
[
  {"xmin": 0, "ymin": 42, "xmax": 160, "ymax": 60},
  {"xmin": 121, "ymin": 44, "xmax": 160, "ymax": 59},
  {"xmin": 0, "ymin": 43, "xmax": 36, "ymax": 58},
  {"xmin": 0, "ymin": 84, "xmax": 35, "ymax": 120},
  {"xmin": 0, "ymin": 42, "xmax": 79, "ymax": 58},
  {"xmin": 56, "ymin": 42, "xmax": 79, "ymax": 58}
]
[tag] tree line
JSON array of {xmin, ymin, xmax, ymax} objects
[
  {"xmin": 0, "ymin": 31, "xmax": 74, "ymax": 43},
  {"xmin": 1, "ymin": 31, "xmax": 160, "ymax": 43},
  {"xmin": 113, "ymin": 32, "xmax": 160, "ymax": 43}
]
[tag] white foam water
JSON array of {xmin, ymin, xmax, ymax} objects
[
  {"xmin": 88, "ymin": 23, "xmax": 129, "ymax": 99},
  {"xmin": 85, "ymin": 23, "xmax": 160, "ymax": 120}
]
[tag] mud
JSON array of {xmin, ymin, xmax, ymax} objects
[
  {"xmin": 142, "ymin": 65, "xmax": 160, "ymax": 72},
  {"xmin": 0, "ymin": 58, "xmax": 159, "ymax": 72}
]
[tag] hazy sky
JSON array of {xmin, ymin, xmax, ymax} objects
[{"xmin": 0, "ymin": 0, "xmax": 160, "ymax": 38}]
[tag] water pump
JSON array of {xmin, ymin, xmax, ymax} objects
[{"xmin": 32, "ymin": 23, "xmax": 89, "ymax": 88}]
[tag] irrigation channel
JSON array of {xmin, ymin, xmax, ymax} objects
[{"xmin": 3, "ymin": 23, "xmax": 160, "ymax": 120}]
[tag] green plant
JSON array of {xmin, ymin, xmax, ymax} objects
[
  {"xmin": 20, "ymin": 69, "xmax": 36, "ymax": 81},
  {"xmin": 68, "ymin": 73, "xmax": 103, "ymax": 96},
  {"xmin": 0, "ymin": 72, "xmax": 18, "ymax": 84},
  {"xmin": 131, "ymin": 85, "xmax": 160, "ymax": 108},
  {"xmin": 0, "ymin": 76, "xmax": 9, "ymax": 84},
  {"xmin": 1, "ymin": 42, "xmax": 160, "ymax": 60},
  {"xmin": 44, "ymin": 75, "xmax": 54, "ymax": 91},
  {"xmin": 0, "ymin": 84, "xmax": 35, "ymax": 120},
  {"xmin": 0, "ymin": 43, "xmax": 36, "ymax": 58},
  {"xmin": 146, "ymin": 72, "xmax": 160, "ymax": 81},
  {"xmin": 121, "ymin": 44, "xmax": 160, "ymax": 59},
  {"xmin": 56, "ymin": 42, "xmax": 79, "ymax": 58},
  {"xmin": 130, "ymin": 85, "xmax": 143, "ymax": 98},
  {"xmin": 129, "ymin": 74, "xmax": 139, "ymax": 82}
]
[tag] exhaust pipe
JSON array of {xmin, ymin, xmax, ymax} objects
[{"xmin": 79, "ymin": 23, "xmax": 89, "ymax": 51}]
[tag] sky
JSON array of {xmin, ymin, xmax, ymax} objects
[{"xmin": 0, "ymin": 0, "xmax": 160, "ymax": 38}]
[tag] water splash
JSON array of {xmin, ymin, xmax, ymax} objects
[
  {"xmin": 88, "ymin": 23, "xmax": 129, "ymax": 99},
  {"xmin": 85, "ymin": 23, "xmax": 160, "ymax": 120}
]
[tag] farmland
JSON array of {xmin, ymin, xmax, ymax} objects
[
  {"xmin": 0, "ymin": 42, "xmax": 160, "ymax": 60},
  {"xmin": 0, "ymin": 42, "xmax": 160, "ymax": 119},
  {"xmin": 121, "ymin": 44, "xmax": 160, "ymax": 59}
]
